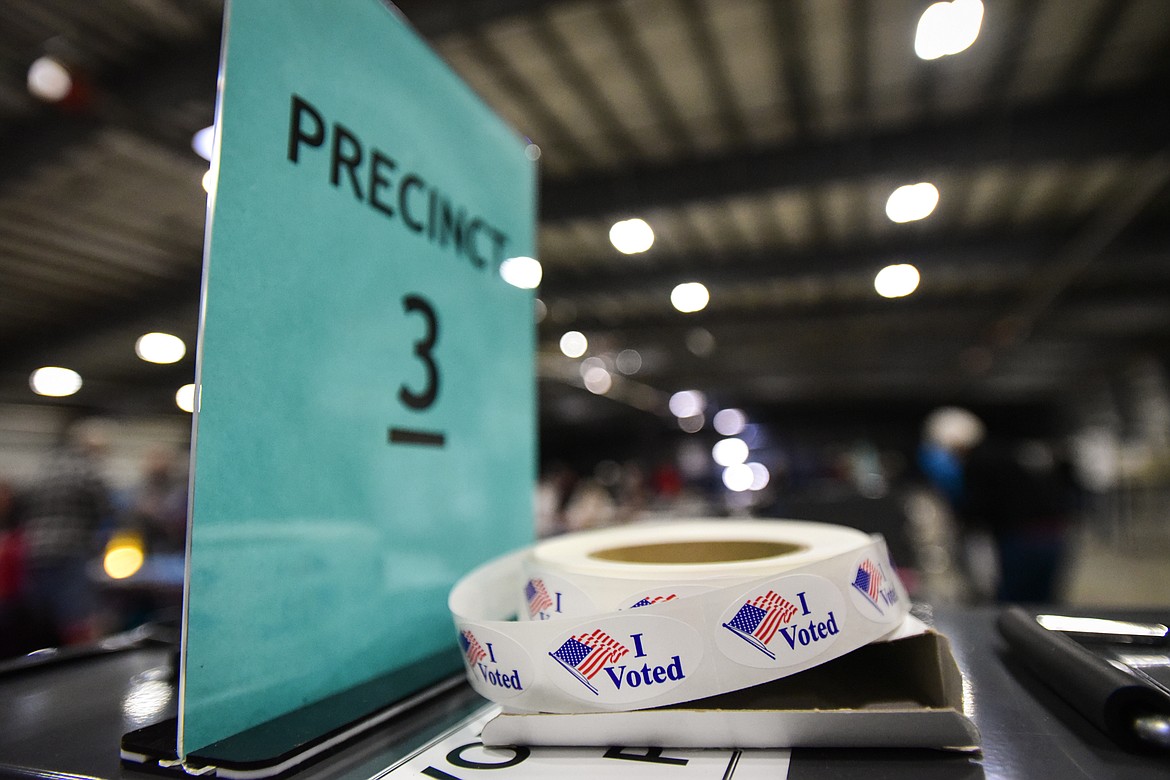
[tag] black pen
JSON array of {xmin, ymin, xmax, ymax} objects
[{"xmin": 997, "ymin": 606, "xmax": 1170, "ymax": 751}]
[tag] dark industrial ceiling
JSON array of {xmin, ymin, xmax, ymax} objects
[{"xmin": 1, "ymin": 0, "xmax": 1168, "ymax": 438}]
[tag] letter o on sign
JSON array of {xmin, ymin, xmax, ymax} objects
[{"xmin": 447, "ymin": 742, "xmax": 530, "ymax": 770}]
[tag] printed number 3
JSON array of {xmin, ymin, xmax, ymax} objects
[{"xmin": 400, "ymin": 294, "xmax": 439, "ymax": 410}]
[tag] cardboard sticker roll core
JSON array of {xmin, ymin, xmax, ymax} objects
[
  {"xmin": 448, "ymin": 520, "xmax": 910, "ymax": 713},
  {"xmin": 589, "ymin": 540, "xmax": 806, "ymax": 564}
]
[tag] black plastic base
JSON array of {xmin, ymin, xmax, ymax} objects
[{"xmin": 122, "ymin": 648, "xmax": 462, "ymax": 779}]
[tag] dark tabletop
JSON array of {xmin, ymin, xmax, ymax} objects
[
  {"xmin": 0, "ymin": 606, "xmax": 1167, "ymax": 779},
  {"xmin": 787, "ymin": 605, "xmax": 1170, "ymax": 780}
]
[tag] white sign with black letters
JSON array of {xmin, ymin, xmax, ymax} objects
[{"xmin": 378, "ymin": 709, "xmax": 791, "ymax": 779}]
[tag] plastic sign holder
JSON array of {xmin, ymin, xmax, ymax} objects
[{"xmin": 122, "ymin": 0, "xmax": 537, "ymax": 772}]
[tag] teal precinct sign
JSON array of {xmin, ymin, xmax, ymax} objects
[
  {"xmin": 182, "ymin": 0, "xmax": 536, "ymax": 755},
  {"xmin": 286, "ymin": 95, "xmax": 513, "ymax": 273}
]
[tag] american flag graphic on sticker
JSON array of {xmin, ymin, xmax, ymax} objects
[
  {"xmin": 525, "ymin": 578, "xmax": 554, "ymax": 617},
  {"xmin": 459, "ymin": 629, "xmax": 486, "ymax": 665},
  {"xmin": 721, "ymin": 590, "xmax": 799, "ymax": 660},
  {"xmin": 628, "ymin": 594, "xmax": 678, "ymax": 609},
  {"xmin": 851, "ymin": 559, "xmax": 884, "ymax": 611},
  {"xmin": 549, "ymin": 630, "xmax": 629, "ymax": 695}
]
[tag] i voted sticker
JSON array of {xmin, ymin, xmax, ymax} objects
[
  {"xmin": 458, "ymin": 624, "xmax": 535, "ymax": 701},
  {"xmin": 545, "ymin": 615, "xmax": 704, "ymax": 705},
  {"xmin": 846, "ymin": 552, "xmax": 902, "ymax": 623},
  {"xmin": 522, "ymin": 572, "xmax": 596, "ymax": 621},
  {"xmin": 449, "ymin": 522, "xmax": 913, "ymax": 713},
  {"xmin": 618, "ymin": 584, "xmax": 714, "ymax": 610},
  {"xmin": 715, "ymin": 574, "xmax": 846, "ymax": 669}
]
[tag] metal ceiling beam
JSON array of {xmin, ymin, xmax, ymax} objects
[
  {"xmin": 537, "ymin": 227, "xmax": 1168, "ymax": 296},
  {"xmin": 0, "ymin": 36, "xmax": 218, "ymax": 197},
  {"xmin": 544, "ymin": 279, "xmax": 1170, "ymax": 334},
  {"xmin": 0, "ymin": 272, "xmax": 201, "ymax": 372},
  {"xmin": 968, "ymin": 147, "xmax": 1170, "ymax": 368},
  {"xmin": 540, "ymin": 86, "xmax": 1170, "ymax": 221}
]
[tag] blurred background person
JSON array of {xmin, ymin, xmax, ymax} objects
[
  {"xmin": 964, "ymin": 435, "xmax": 1076, "ymax": 603},
  {"xmin": 915, "ymin": 407, "xmax": 996, "ymax": 600},
  {"xmin": 0, "ymin": 478, "xmax": 48, "ymax": 657},
  {"xmin": 19, "ymin": 418, "xmax": 115, "ymax": 646},
  {"xmin": 535, "ymin": 462, "xmax": 576, "ymax": 538},
  {"xmin": 562, "ymin": 476, "xmax": 617, "ymax": 532},
  {"xmin": 0, "ymin": 479, "xmax": 23, "ymax": 608},
  {"xmin": 918, "ymin": 406, "xmax": 986, "ymax": 511},
  {"xmin": 121, "ymin": 447, "xmax": 187, "ymax": 556}
]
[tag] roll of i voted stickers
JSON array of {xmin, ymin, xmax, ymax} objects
[{"xmin": 448, "ymin": 519, "xmax": 909, "ymax": 713}]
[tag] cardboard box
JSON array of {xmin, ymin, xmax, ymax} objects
[{"xmin": 482, "ymin": 630, "xmax": 980, "ymax": 750}]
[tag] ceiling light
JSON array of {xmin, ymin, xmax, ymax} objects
[
  {"xmin": 668, "ymin": 390, "xmax": 706, "ymax": 418},
  {"xmin": 583, "ymin": 366, "xmax": 612, "ymax": 395},
  {"xmin": 559, "ymin": 330, "xmax": 587, "ymax": 358},
  {"xmin": 713, "ymin": 408, "xmax": 747, "ymax": 436},
  {"xmin": 192, "ymin": 125, "xmax": 215, "ymax": 161},
  {"xmin": 712, "ymin": 437, "xmax": 749, "ymax": 467},
  {"xmin": 524, "ymin": 143, "xmax": 541, "ymax": 161},
  {"xmin": 135, "ymin": 332, "xmax": 186, "ymax": 364},
  {"xmin": 615, "ymin": 349, "xmax": 642, "ymax": 375},
  {"xmin": 176, "ymin": 384, "xmax": 196, "ymax": 413},
  {"xmin": 27, "ymin": 56, "xmax": 72, "ymax": 102},
  {"xmin": 30, "ymin": 366, "xmax": 82, "ymax": 397},
  {"xmin": 671, "ymin": 282, "xmax": 710, "ymax": 313},
  {"xmin": 499, "ymin": 256, "xmax": 542, "ymax": 289},
  {"xmin": 579, "ymin": 356, "xmax": 607, "ymax": 376},
  {"xmin": 678, "ymin": 414, "xmax": 705, "ymax": 433},
  {"xmin": 686, "ymin": 328, "xmax": 716, "ymax": 357},
  {"xmin": 534, "ymin": 298, "xmax": 547, "ymax": 323},
  {"xmin": 915, "ymin": 0, "xmax": 984, "ymax": 60},
  {"xmin": 885, "ymin": 183, "xmax": 939, "ymax": 223},
  {"xmin": 874, "ymin": 264, "xmax": 921, "ymax": 298},
  {"xmin": 722, "ymin": 464, "xmax": 754, "ymax": 492},
  {"xmin": 609, "ymin": 218, "xmax": 654, "ymax": 254},
  {"xmin": 748, "ymin": 463, "xmax": 771, "ymax": 491},
  {"xmin": 202, "ymin": 168, "xmax": 216, "ymax": 193}
]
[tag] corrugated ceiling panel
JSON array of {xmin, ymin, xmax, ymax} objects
[
  {"xmin": 766, "ymin": 189, "xmax": 818, "ymax": 248},
  {"xmin": 1012, "ymin": 166, "xmax": 1073, "ymax": 226},
  {"xmin": 431, "ymin": 32, "xmax": 569, "ymax": 174},
  {"xmin": 1012, "ymin": 0, "xmax": 1108, "ymax": 101},
  {"xmin": 931, "ymin": 37, "xmax": 1002, "ymax": 117},
  {"xmin": 641, "ymin": 208, "xmax": 700, "ymax": 256},
  {"xmin": 722, "ymin": 193, "xmax": 773, "ymax": 250},
  {"xmin": 675, "ymin": 202, "xmax": 722, "ymax": 253},
  {"xmin": 819, "ymin": 181, "xmax": 856, "ymax": 245},
  {"xmin": 624, "ymin": 0, "xmax": 729, "ymax": 154},
  {"xmin": 1066, "ymin": 160, "xmax": 1127, "ymax": 218},
  {"xmin": 867, "ymin": 0, "xmax": 926, "ymax": 129},
  {"xmin": 706, "ymin": 0, "xmax": 793, "ymax": 147},
  {"xmin": 959, "ymin": 164, "xmax": 1017, "ymax": 228},
  {"xmin": 479, "ymin": 18, "xmax": 619, "ymax": 169},
  {"xmin": 802, "ymin": 0, "xmax": 853, "ymax": 135},
  {"xmin": 537, "ymin": 222, "xmax": 585, "ymax": 267},
  {"xmin": 1088, "ymin": 0, "xmax": 1169, "ymax": 91},
  {"xmin": 862, "ymin": 178, "xmax": 900, "ymax": 239},
  {"xmin": 547, "ymin": 3, "xmax": 683, "ymax": 164}
]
